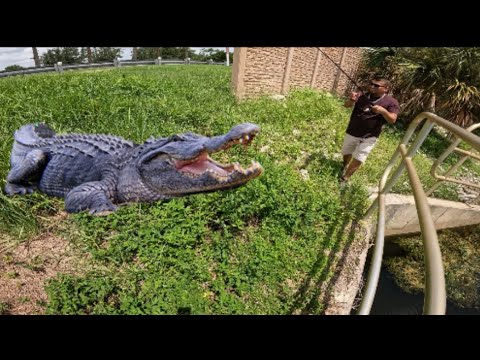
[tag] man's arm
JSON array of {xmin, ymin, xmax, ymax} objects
[
  {"xmin": 344, "ymin": 98, "xmax": 356, "ymax": 108},
  {"xmin": 371, "ymin": 105, "xmax": 398, "ymax": 124},
  {"xmin": 344, "ymin": 92, "xmax": 361, "ymax": 108}
]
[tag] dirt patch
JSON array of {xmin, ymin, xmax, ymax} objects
[{"xmin": 0, "ymin": 213, "xmax": 85, "ymax": 315}]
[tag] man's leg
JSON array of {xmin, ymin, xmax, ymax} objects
[
  {"xmin": 341, "ymin": 137, "xmax": 377, "ymax": 182},
  {"xmin": 340, "ymin": 134, "xmax": 357, "ymax": 178},
  {"xmin": 342, "ymin": 154, "xmax": 352, "ymax": 173},
  {"xmin": 342, "ymin": 158, "xmax": 362, "ymax": 180}
]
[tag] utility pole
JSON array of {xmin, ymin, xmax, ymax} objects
[
  {"xmin": 32, "ymin": 47, "xmax": 40, "ymax": 67},
  {"xmin": 87, "ymin": 47, "xmax": 93, "ymax": 63}
]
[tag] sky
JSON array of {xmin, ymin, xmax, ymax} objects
[{"xmin": 0, "ymin": 47, "xmax": 233, "ymax": 71}]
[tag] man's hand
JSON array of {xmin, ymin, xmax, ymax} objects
[
  {"xmin": 370, "ymin": 105, "xmax": 385, "ymax": 114},
  {"xmin": 349, "ymin": 91, "xmax": 361, "ymax": 102},
  {"xmin": 371, "ymin": 105, "xmax": 397, "ymax": 124},
  {"xmin": 344, "ymin": 91, "xmax": 361, "ymax": 108}
]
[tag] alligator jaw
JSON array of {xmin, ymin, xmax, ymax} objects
[
  {"xmin": 173, "ymin": 128, "xmax": 262, "ymax": 180},
  {"xmin": 136, "ymin": 123, "xmax": 264, "ymax": 198},
  {"xmin": 219, "ymin": 129, "xmax": 258, "ymax": 151}
]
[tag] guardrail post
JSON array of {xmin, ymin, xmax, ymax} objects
[
  {"xmin": 155, "ymin": 57, "xmax": 162, "ymax": 65},
  {"xmin": 55, "ymin": 62, "xmax": 63, "ymax": 73}
]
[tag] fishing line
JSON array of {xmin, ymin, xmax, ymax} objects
[{"xmin": 316, "ymin": 47, "xmax": 363, "ymax": 91}]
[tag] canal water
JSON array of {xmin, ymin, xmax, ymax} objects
[{"xmin": 354, "ymin": 241, "xmax": 479, "ymax": 315}]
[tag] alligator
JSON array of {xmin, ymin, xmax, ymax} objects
[{"xmin": 4, "ymin": 123, "xmax": 263, "ymax": 214}]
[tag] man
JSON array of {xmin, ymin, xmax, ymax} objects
[{"xmin": 340, "ymin": 77, "xmax": 400, "ymax": 184}]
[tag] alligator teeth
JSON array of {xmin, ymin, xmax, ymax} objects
[
  {"xmin": 184, "ymin": 172, "xmax": 201, "ymax": 178},
  {"xmin": 203, "ymin": 168, "xmax": 230, "ymax": 180},
  {"xmin": 233, "ymin": 162, "xmax": 243, "ymax": 172}
]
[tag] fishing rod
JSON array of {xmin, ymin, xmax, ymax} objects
[
  {"xmin": 317, "ymin": 47, "xmax": 381, "ymax": 116},
  {"xmin": 316, "ymin": 47, "xmax": 363, "ymax": 91}
]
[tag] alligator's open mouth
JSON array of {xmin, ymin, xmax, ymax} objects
[{"xmin": 173, "ymin": 130, "xmax": 262, "ymax": 179}]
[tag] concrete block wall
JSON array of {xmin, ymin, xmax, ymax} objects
[
  {"xmin": 337, "ymin": 46, "xmax": 364, "ymax": 94},
  {"xmin": 232, "ymin": 47, "xmax": 364, "ymax": 100},
  {"xmin": 314, "ymin": 47, "xmax": 342, "ymax": 92},
  {"xmin": 289, "ymin": 48, "xmax": 317, "ymax": 90}
]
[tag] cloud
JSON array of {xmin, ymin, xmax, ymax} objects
[{"xmin": 0, "ymin": 47, "xmax": 43, "ymax": 70}]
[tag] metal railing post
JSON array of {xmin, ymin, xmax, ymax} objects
[{"xmin": 398, "ymin": 144, "xmax": 446, "ymax": 314}]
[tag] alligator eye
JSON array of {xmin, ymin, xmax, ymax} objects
[
  {"xmin": 169, "ymin": 134, "xmax": 187, "ymax": 142},
  {"xmin": 148, "ymin": 153, "xmax": 169, "ymax": 163}
]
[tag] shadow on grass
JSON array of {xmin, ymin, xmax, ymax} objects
[
  {"xmin": 303, "ymin": 152, "xmax": 344, "ymax": 179},
  {"xmin": 288, "ymin": 184, "xmax": 364, "ymax": 315}
]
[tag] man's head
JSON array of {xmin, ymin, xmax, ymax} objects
[{"xmin": 369, "ymin": 77, "xmax": 391, "ymax": 96}]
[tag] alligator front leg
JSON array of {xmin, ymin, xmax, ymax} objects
[
  {"xmin": 65, "ymin": 181, "xmax": 118, "ymax": 215},
  {"xmin": 4, "ymin": 149, "xmax": 47, "ymax": 195}
]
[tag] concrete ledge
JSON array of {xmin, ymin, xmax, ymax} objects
[
  {"xmin": 322, "ymin": 220, "xmax": 374, "ymax": 315},
  {"xmin": 378, "ymin": 194, "xmax": 480, "ymax": 236}
]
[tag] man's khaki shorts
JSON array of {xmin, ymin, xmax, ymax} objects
[{"xmin": 341, "ymin": 133, "xmax": 378, "ymax": 163}]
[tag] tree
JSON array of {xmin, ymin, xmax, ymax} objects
[
  {"xmin": 136, "ymin": 47, "xmax": 159, "ymax": 60},
  {"xmin": 41, "ymin": 47, "xmax": 83, "ymax": 65},
  {"xmin": 196, "ymin": 48, "xmax": 233, "ymax": 63},
  {"xmin": 359, "ymin": 47, "xmax": 480, "ymax": 128},
  {"xmin": 136, "ymin": 47, "xmax": 194, "ymax": 60},
  {"xmin": 196, "ymin": 48, "xmax": 215, "ymax": 60},
  {"xmin": 210, "ymin": 50, "xmax": 232, "ymax": 63},
  {"xmin": 92, "ymin": 47, "xmax": 121, "ymax": 62},
  {"xmin": 4, "ymin": 65, "xmax": 25, "ymax": 72}
]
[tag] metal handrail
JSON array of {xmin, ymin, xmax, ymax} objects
[
  {"xmin": 426, "ymin": 123, "xmax": 480, "ymax": 196},
  {"xmin": 398, "ymin": 144, "xmax": 446, "ymax": 314},
  {"xmin": 357, "ymin": 112, "xmax": 480, "ymax": 315}
]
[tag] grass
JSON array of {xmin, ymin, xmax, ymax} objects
[{"xmin": 1, "ymin": 65, "xmax": 478, "ymax": 314}]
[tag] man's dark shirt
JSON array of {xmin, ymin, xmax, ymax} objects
[{"xmin": 346, "ymin": 93, "xmax": 400, "ymax": 138}]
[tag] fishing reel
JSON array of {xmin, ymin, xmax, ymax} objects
[{"xmin": 362, "ymin": 104, "xmax": 374, "ymax": 113}]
